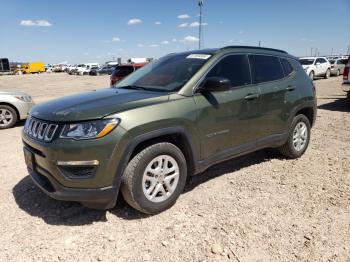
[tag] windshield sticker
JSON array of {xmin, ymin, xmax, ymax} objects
[{"xmin": 186, "ymin": 54, "xmax": 211, "ymax": 60}]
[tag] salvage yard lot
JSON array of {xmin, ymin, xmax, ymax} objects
[{"xmin": 0, "ymin": 74, "xmax": 349, "ymax": 261}]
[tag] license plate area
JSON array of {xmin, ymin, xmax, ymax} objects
[{"xmin": 23, "ymin": 148, "xmax": 35, "ymax": 171}]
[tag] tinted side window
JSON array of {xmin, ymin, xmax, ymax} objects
[
  {"xmin": 281, "ymin": 58, "xmax": 294, "ymax": 76},
  {"xmin": 249, "ymin": 55, "xmax": 284, "ymax": 84},
  {"xmin": 315, "ymin": 58, "xmax": 323, "ymax": 64},
  {"xmin": 206, "ymin": 55, "xmax": 251, "ymax": 88}
]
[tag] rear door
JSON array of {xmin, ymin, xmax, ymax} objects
[
  {"xmin": 194, "ymin": 54, "xmax": 262, "ymax": 159},
  {"xmin": 249, "ymin": 55, "xmax": 294, "ymax": 139}
]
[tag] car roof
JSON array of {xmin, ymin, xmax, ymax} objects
[
  {"xmin": 172, "ymin": 46, "xmax": 295, "ymax": 59},
  {"xmin": 300, "ymin": 56, "xmax": 327, "ymax": 59}
]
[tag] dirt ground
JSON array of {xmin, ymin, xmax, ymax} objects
[{"xmin": 0, "ymin": 73, "xmax": 349, "ymax": 262}]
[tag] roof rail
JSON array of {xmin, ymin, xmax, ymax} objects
[{"xmin": 221, "ymin": 46, "xmax": 288, "ymax": 54}]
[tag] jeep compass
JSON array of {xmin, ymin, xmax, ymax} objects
[{"xmin": 22, "ymin": 46, "xmax": 317, "ymax": 214}]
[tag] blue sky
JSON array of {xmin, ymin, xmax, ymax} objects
[{"xmin": 1, "ymin": 0, "xmax": 349, "ymax": 63}]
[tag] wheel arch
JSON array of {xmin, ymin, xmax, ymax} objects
[
  {"xmin": 109, "ymin": 126, "xmax": 199, "ymax": 207},
  {"xmin": 295, "ymin": 106, "xmax": 315, "ymax": 127}
]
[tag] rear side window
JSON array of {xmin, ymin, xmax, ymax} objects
[
  {"xmin": 113, "ymin": 66, "xmax": 134, "ymax": 77},
  {"xmin": 280, "ymin": 58, "xmax": 294, "ymax": 76},
  {"xmin": 206, "ymin": 55, "xmax": 251, "ymax": 88},
  {"xmin": 249, "ymin": 55, "xmax": 284, "ymax": 84}
]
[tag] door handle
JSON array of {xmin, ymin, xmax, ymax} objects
[
  {"xmin": 286, "ymin": 85, "xmax": 296, "ymax": 91},
  {"xmin": 244, "ymin": 93, "xmax": 260, "ymax": 100}
]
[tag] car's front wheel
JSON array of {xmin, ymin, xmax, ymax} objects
[
  {"xmin": 121, "ymin": 142, "xmax": 187, "ymax": 214},
  {"xmin": 309, "ymin": 71, "xmax": 314, "ymax": 80},
  {"xmin": 0, "ymin": 105, "xmax": 17, "ymax": 129},
  {"xmin": 279, "ymin": 114, "xmax": 311, "ymax": 159}
]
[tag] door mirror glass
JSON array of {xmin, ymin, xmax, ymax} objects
[{"xmin": 200, "ymin": 77, "xmax": 231, "ymax": 92}]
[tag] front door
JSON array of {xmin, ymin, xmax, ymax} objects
[{"xmin": 194, "ymin": 54, "xmax": 262, "ymax": 160}]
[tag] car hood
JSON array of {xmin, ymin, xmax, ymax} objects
[{"xmin": 31, "ymin": 88, "xmax": 169, "ymax": 122}]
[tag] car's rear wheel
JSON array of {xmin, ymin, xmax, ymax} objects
[
  {"xmin": 0, "ymin": 105, "xmax": 17, "ymax": 129},
  {"xmin": 121, "ymin": 142, "xmax": 187, "ymax": 214},
  {"xmin": 324, "ymin": 69, "xmax": 330, "ymax": 79},
  {"xmin": 279, "ymin": 114, "xmax": 311, "ymax": 159},
  {"xmin": 309, "ymin": 71, "xmax": 314, "ymax": 80}
]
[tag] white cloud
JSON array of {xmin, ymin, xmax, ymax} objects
[
  {"xmin": 137, "ymin": 43, "xmax": 145, "ymax": 47},
  {"xmin": 155, "ymin": 21, "xmax": 162, "ymax": 25},
  {"xmin": 172, "ymin": 38, "xmax": 177, "ymax": 42},
  {"xmin": 189, "ymin": 22, "xmax": 208, "ymax": 27},
  {"xmin": 148, "ymin": 44, "xmax": 159, "ymax": 48},
  {"xmin": 128, "ymin": 18, "xmax": 142, "ymax": 25},
  {"xmin": 178, "ymin": 23, "xmax": 188, "ymax": 28},
  {"xmin": 178, "ymin": 14, "xmax": 190, "ymax": 19},
  {"xmin": 112, "ymin": 37, "xmax": 121, "ymax": 42},
  {"xmin": 83, "ymin": 52, "xmax": 89, "ymax": 56},
  {"xmin": 36, "ymin": 20, "xmax": 52, "ymax": 27},
  {"xmin": 20, "ymin": 19, "xmax": 52, "ymax": 27},
  {"xmin": 160, "ymin": 40, "xmax": 169, "ymax": 45},
  {"xmin": 181, "ymin": 36, "xmax": 199, "ymax": 43}
]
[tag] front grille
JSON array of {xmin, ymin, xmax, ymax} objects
[{"xmin": 24, "ymin": 117, "xmax": 58, "ymax": 142}]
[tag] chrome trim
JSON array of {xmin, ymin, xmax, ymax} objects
[
  {"xmin": 56, "ymin": 160, "xmax": 99, "ymax": 166},
  {"xmin": 24, "ymin": 117, "xmax": 58, "ymax": 142}
]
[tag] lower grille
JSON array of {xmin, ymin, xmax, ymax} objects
[{"xmin": 24, "ymin": 117, "xmax": 58, "ymax": 142}]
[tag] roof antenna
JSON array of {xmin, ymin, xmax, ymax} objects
[{"xmin": 198, "ymin": 0, "xmax": 203, "ymax": 49}]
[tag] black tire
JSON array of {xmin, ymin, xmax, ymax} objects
[
  {"xmin": 121, "ymin": 142, "xmax": 187, "ymax": 214},
  {"xmin": 279, "ymin": 114, "xmax": 311, "ymax": 159},
  {"xmin": 347, "ymin": 92, "xmax": 350, "ymax": 103},
  {"xmin": 309, "ymin": 71, "xmax": 314, "ymax": 80},
  {"xmin": 324, "ymin": 69, "xmax": 330, "ymax": 79},
  {"xmin": 0, "ymin": 105, "xmax": 18, "ymax": 129}
]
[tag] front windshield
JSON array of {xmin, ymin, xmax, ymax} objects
[
  {"xmin": 115, "ymin": 53, "xmax": 210, "ymax": 92},
  {"xmin": 299, "ymin": 59, "xmax": 315, "ymax": 65}
]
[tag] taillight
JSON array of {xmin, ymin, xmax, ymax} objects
[{"xmin": 344, "ymin": 66, "xmax": 349, "ymax": 80}]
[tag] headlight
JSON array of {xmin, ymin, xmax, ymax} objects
[
  {"xmin": 15, "ymin": 95, "xmax": 32, "ymax": 102},
  {"xmin": 60, "ymin": 118, "xmax": 120, "ymax": 140}
]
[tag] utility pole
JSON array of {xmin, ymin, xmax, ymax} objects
[
  {"xmin": 258, "ymin": 41, "xmax": 261, "ymax": 47},
  {"xmin": 311, "ymin": 47, "xmax": 313, "ymax": 56},
  {"xmin": 198, "ymin": 0, "xmax": 203, "ymax": 49},
  {"xmin": 331, "ymin": 48, "xmax": 333, "ymax": 56}
]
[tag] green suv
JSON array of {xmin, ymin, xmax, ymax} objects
[{"xmin": 22, "ymin": 46, "xmax": 316, "ymax": 214}]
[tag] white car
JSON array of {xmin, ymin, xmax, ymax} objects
[
  {"xmin": 75, "ymin": 63, "xmax": 100, "ymax": 75},
  {"xmin": 299, "ymin": 57, "xmax": 331, "ymax": 80},
  {"xmin": 0, "ymin": 91, "xmax": 35, "ymax": 129}
]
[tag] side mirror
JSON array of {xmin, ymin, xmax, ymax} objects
[
  {"xmin": 199, "ymin": 77, "xmax": 231, "ymax": 92},
  {"xmin": 316, "ymin": 62, "xmax": 321, "ymax": 66}
]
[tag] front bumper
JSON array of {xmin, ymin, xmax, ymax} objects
[
  {"xmin": 22, "ymin": 124, "xmax": 130, "ymax": 209},
  {"xmin": 14, "ymin": 100, "xmax": 35, "ymax": 120},
  {"xmin": 29, "ymin": 167, "xmax": 116, "ymax": 209}
]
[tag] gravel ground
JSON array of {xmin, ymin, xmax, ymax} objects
[{"xmin": 0, "ymin": 73, "xmax": 349, "ymax": 261}]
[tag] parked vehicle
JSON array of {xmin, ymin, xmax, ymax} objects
[
  {"xmin": 0, "ymin": 91, "xmax": 34, "ymax": 129},
  {"xmin": 22, "ymin": 46, "xmax": 316, "ymax": 214},
  {"xmin": 110, "ymin": 63, "xmax": 146, "ymax": 86},
  {"xmin": 299, "ymin": 57, "xmax": 331, "ymax": 80},
  {"xmin": 329, "ymin": 59, "xmax": 347, "ymax": 76},
  {"xmin": 21, "ymin": 62, "xmax": 45, "ymax": 74},
  {"xmin": 75, "ymin": 63, "xmax": 100, "ymax": 75},
  {"xmin": 342, "ymin": 59, "xmax": 350, "ymax": 102},
  {"xmin": 66, "ymin": 64, "xmax": 78, "ymax": 74},
  {"xmin": 90, "ymin": 65, "xmax": 116, "ymax": 76},
  {"xmin": 0, "ymin": 58, "xmax": 11, "ymax": 75},
  {"xmin": 127, "ymin": 58, "xmax": 148, "ymax": 64}
]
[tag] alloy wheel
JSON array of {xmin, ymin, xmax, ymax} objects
[
  {"xmin": 142, "ymin": 155, "xmax": 180, "ymax": 203},
  {"xmin": 292, "ymin": 122, "xmax": 308, "ymax": 152},
  {"xmin": 0, "ymin": 108, "xmax": 14, "ymax": 127}
]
